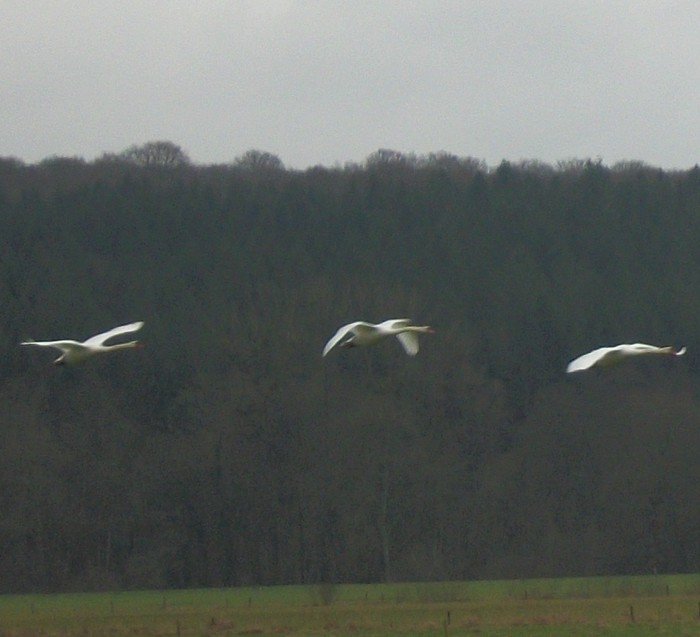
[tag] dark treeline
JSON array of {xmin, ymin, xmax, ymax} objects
[{"xmin": 2, "ymin": 143, "xmax": 700, "ymax": 592}]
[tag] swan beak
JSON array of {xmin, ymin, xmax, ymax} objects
[
  {"xmin": 340, "ymin": 341, "xmax": 355, "ymax": 349},
  {"xmin": 134, "ymin": 341, "xmax": 145, "ymax": 349}
]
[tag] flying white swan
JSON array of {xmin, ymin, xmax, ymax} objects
[
  {"xmin": 21, "ymin": 321, "xmax": 145, "ymax": 365},
  {"xmin": 566, "ymin": 342, "xmax": 686, "ymax": 373},
  {"xmin": 322, "ymin": 319, "xmax": 434, "ymax": 357}
]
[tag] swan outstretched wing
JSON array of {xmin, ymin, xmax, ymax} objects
[
  {"xmin": 566, "ymin": 347, "xmax": 614, "ymax": 373},
  {"xmin": 322, "ymin": 321, "xmax": 366, "ymax": 356},
  {"xmin": 83, "ymin": 321, "xmax": 144, "ymax": 347},
  {"xmin": 21, "ymin": 339, "xmax": 82, "ymax": 352},
  {"xmin": 396, "ymin": 331, "xmax": 420, "ymax": 355}
]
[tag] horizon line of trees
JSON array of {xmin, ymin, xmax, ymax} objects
[{"xmin": 6, "ymin": 139, "xmax": 697, "ymax": 176}]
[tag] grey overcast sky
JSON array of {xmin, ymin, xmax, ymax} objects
[{"xmin": 2, "ymin": 1, "xmax": 699, "ymax": 169}]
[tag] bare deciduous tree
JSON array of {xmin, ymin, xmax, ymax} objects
[{"xmin": 121, "ymin": 141, "xmax": 190, "ymax": 167}]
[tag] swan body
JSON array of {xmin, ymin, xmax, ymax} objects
[
  {"xmin": 21, "ymin": 321, "xmax": 145, "ymax": 365},
  {"xmin": 566, "ymin": 342, "xmax": 686, "ymax": 373},
  {"xmin": 322, "ymin": 319, "xmax": 434, "ymax": 357}
]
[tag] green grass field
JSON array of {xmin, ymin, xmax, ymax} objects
[{"xmin": 2, "ymin": 574, "xmax": 700, "ymax": 636}]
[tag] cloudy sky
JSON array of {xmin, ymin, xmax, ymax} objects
[{"xmin": 2, "ymin": 1, "xmax": 699, "ymax": 169}]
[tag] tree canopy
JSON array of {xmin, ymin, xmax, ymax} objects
[{"xmin": 1, "ymin": 146, "xmax": 699, "ymax": 592}]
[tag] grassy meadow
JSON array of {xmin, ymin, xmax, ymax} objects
[{"xmin": 2, "ymin": 574, "xmax": 700, "ymax": 636}]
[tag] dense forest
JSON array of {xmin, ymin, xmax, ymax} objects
[{"xmin": 2, "ymin": 142, "xmax": 700, "ymax": 593}]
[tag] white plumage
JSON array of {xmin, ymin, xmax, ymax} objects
[
  {"xmin": 322, "ymin": 319, "xmax": 434, "ymax": 357},
  {"xmin": 21, "ymin": 321, "xmax": 145, "ymax": 366},
  {"xmin": 566, "ymin": 342, "xmax": 686, "ymax": 373}
]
